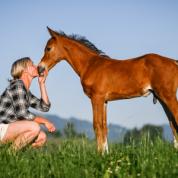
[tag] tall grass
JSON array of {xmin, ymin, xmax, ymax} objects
[{"xmin": 0, "ymin": 137, "xmax": 178, "ymax": 178}]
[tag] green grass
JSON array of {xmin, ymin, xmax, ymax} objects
[{"xmin": 0, "ymin": 137, "xmax": 178, "ymax": 178}]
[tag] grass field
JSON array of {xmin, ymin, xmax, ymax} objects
[{"xmin": 0, "ymin": 137, "xmax": 178, "ymax": 178}]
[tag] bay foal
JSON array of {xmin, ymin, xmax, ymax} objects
[{"xmin": 38, "ymin": 27, "xmax": 178, "ymax": 153}]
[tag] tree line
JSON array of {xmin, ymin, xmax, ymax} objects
[
  {"xmin": 48, "ymin": 122, "xmax": 86, "ymax": 139},
  {"xmin": 123, "ymin": 124, "xmax": 163, "ymax": 144},
  {"xmin": 47, "ymin": 122, "xmax": 164, "ymax": 143}
]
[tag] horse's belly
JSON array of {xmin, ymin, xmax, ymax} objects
[{"xmin": 105, "ymin": 84, "xmax": 152, "ymax": 101}]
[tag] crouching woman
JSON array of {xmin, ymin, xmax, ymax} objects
[{"xmin": 0, "ymin": 57, "xmax": 56, "ymax": 150}]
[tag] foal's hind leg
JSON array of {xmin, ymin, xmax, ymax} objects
[{"xmin": 155, "ymin": 91, "xmax": 178, "ymax": 148}]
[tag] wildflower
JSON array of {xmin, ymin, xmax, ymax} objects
[
  {"xmin": 127, "ymin": 162, "xmax": 131, "ymax": 166},
  {"xmin": 109, "ymin": 161, "xmax": 114, "ymax": 166},
  {"xmin": 107, "ymin": 167, "xmax": 113, "ymax": 174},
  {"xmin": 137, "ymin": 173, "xmax": 141, "ymax": 177},
  {"xmin": 115, "ymin": 165, "xmax": 120, "ymax": 172},
  {"xmin": 117, "ymin": 159, "xmax": 122, "ymax": 163}
]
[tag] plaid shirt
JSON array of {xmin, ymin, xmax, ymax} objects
[{"xmin": 0, "ymin": 79, "xmax": 51, "ymax": 123}]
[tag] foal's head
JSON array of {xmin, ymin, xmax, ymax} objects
[
  {"xmin": 38, "ymin": 27, "xmax": 67, "ymax": 75},
  {"xmin": 38, "ymin": 27, "xmax": 107, "ymax": 75}
]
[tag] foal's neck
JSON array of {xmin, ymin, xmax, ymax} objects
[{"xmin": 64, "ymin": 40, "xmax": 96, "ymax": 78}]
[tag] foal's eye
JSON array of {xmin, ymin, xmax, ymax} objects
[{"xmin": 46, "ymin": 47, "xmax": 51, "ymax": 51}]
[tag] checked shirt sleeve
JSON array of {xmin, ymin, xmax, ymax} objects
[
  {"xmin": 28, "ymin": 92, "xmax": 51, "ymax": 112},
  {"xmin": 10, "ymin": 82, "xmax": 35, "ymax": 120}
]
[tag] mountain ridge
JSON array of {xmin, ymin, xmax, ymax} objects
[{"xmin": 40, "ymin": 113, "xmax": 173, "ymax": 142}]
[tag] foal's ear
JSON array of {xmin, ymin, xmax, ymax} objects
[{"xmin": 47, "ymin": 26, "xmax": 58, "ymax": 38}]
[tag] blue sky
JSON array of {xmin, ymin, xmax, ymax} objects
[{"xmin": 0, "ymin": 0, "xmax": 178, "ymax": 128}]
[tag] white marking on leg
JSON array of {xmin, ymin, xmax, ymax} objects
[
  {"xmin": 103, "ymin": 103, "xmax": 108, "ymax": 154},
  {"xmin": 174, "ymin": 136, "xmax": 178, "ymax": 149},
  {"xmin": 103, "ymin": 138, "xmax": 109, "ymax": 154}
]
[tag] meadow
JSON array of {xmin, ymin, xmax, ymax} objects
[{"xmin": 0, "ymin": 137, "xmax": 178, "ymax": 178}]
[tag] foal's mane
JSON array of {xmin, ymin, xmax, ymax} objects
[{"xmin": 57, "ymin": 30, "xmax": 109, "ymax": 57}]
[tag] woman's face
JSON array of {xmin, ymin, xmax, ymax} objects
[{"xmin": 26, "ymin": 61, "xmax": 38, "ymax": 78}]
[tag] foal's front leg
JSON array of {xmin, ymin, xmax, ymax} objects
[
  {"xmin": 103, "ymin": 102, "xmax": 108, "ymax": 153},
  {"xmin": 91, "ymin": 97, "xmax": 108, "ymax": 153}
]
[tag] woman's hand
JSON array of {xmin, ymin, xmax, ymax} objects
[
  {"xmin": 38, "ymin": 68, "xmax": 50, "ymax": 105},
  {"xmin": 38, "ymin": 69, "xmax": 48, "ymax": 85},
  {"xmin": 44, "ymin": 121, "xmax": 56, "ymax": 133},
  {"xmin": 34, "ymin": 117, "xmax": 56, "ymax": 133}
]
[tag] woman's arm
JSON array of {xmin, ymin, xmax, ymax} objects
[
  {"xmin": 34, "ymin": 116, "xmax": 56, "ymax": 132},
  {"xmin": 35, "ymin": 70, "xmax": 55, "ymax": 132},
  {"xmin": 29, "ymin": 69, "xmax": 51, "ymax": 112},
  {"xmin": 40, "ymin": 84, "xmax": 49, "ymax": 105},
  {"xmin": 38, "ymin": 70, "xmax": 50, "ymax": 105}
]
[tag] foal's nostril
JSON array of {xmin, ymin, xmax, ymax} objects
[{"xmin": 37, "ymin": 66, "xmax": 45, "ymax": 75}]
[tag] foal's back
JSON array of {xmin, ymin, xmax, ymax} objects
[{"xmin": 81, "ymin": 53, "xmax": 178, "ymax": 100}]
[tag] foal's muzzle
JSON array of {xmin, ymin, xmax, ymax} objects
[{"xmin": 37, "ymin": 66, "xmax": 45, "ymax": 76}]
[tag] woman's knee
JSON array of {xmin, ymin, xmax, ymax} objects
[
  {"xmin": 1, "ymin": 121, "xmax": 40, "ymax": 142},
  {"xmin": 32, "ymin": 131, "xmax": 47, "ymax": 147},
  {"xmin": 29, "ymin": 121, "xmax": 41, "ymax": 136},
  {"xmin": 39, "ymin": 131, "xmax": 47, "ymax": 142}
]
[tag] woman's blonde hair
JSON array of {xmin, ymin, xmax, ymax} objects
[{"xmin": 11, "ymin": 57, "xmax": 31, "ymax": 79}]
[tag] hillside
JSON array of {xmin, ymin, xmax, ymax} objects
[
  {"xmin": 42, "ymin": 114, "xmax": 127, "ymax": 142},
  {"xmin": 40, "ymin": 113, "xmax": 173, "ymax": 142}
]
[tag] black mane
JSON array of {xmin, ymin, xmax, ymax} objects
[{"xmin": 57, "ymin": 30, "xmax": 108, "ymax": 57}]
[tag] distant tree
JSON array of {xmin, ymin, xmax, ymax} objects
[
  {"xmin": 141, "ymin": 124, "xmax": 163, "ymax": 140},
  {"xmin": 63, "ymin": 122, "xmax": 78, "ymax": 138},
  {"xmin": 77, "ymin": 133, "xmax": 87, "ymax": 139},
  {"xmin": 123, "ymin": 124, "xmax": 163, "ymax": 144},
  {"xmin": 123, "ymin": 128, "xmax": 140, "ymax": 144},
  {"xmin": 52, "ymin": 130, "xmax": 62, "ymax": 138},
  {"xmin": 63, "ymin": 122, "xmax": 87, "ymax": 139},
  {"xmin": 45, "ymin": 129, "xmax": 62, "ymax": 138}
]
